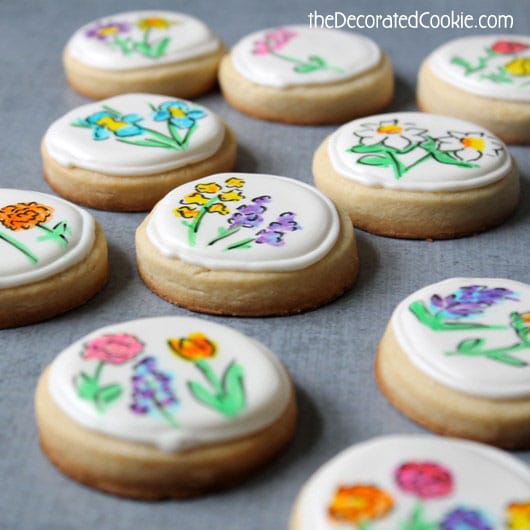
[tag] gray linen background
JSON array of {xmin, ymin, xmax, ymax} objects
[{"xmin": 0, "ymin": 0, "xmax": 529, "ymax": 528}]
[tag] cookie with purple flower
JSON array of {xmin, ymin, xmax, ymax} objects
[
  {"xmin": 35, "ymin": 316, "xmax": 296, "ymax": 498},
  {"xmin": 136, "ymin": 173, "xmax": 358, "ymax": 316},
  {"xmin": 42, "ymin": 94, "xmax": 236, "ymax": 211},
  {"xmin": 376, "ymin": 277, "xmax": 530, "ymax": 448},
  {"xmin": 63, "ymin": 10, "xmax": 225, "ymax": 99}
]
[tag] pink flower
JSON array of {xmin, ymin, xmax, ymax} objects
[
  {"xmin": 491, "ymin": 40, "xmax": 529, "ymax": 54},
  {"xmin": 252, "ymin": 27, "xmax": 297, "ymax": 55},
  {"xmin": 395, "ymin": 461, "xmax": 453, "ymax": 499},
  {"xmin": 82, "ymin": 334, "xmax": 144, "ymax": 364}
]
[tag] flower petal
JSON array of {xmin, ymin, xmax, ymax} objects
[{"xmin": 93, "ymin": 126, "xmax": 110, "ymax": 140}]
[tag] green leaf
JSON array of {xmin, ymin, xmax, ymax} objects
[
  {"xmin": 153, "ymin": 37, "xmax": 170, "ymax": 57},
  {"xmin": 220, "ymin": 362, "xmax": 246, "ymax": 417},
  {"xmin": 77, "ymin": 373, "xmax": 98, "ymax": 400},
  {"xmin": 358, "ymin": 154, "xmax": 391, "ymax": 167},
  {"xmin": 134, "ymin": 41, "xmax": 152, "ymax": 56},
  {"xmin": 457, "ymin": 338, "xmax": 485, "ymax": 353},
  {"xmin": 97, "ymin": 384, "xmax": 123, "ymax": 405},
  {"xmin": 430, "ymin": 149, "xmax": 479, "ymax": 168},
  {"xmin": 217, "ymin": 226, "xmax": 228, "ymax": 236},
  {"xmin": 294, "ymin": 63, "xmax": 318, "ymax": 73},
  {"xmin": 117, "ymin": 138, "xmax": 177, "ymax": 149},
  {"xmin": 188, "ymin": 381, "xmax": 222, "ymax": 410},
  {"xmin": 308, "ymin": 55, "xmax": 326, "ymax": 67},
  {"xmin": 348, "ymin": 143, "xmax": 391, "ymax": 153}
]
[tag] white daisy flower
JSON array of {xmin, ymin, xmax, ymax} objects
[
  {"xmin": 436, "ymin": 131, "xmax": 504, "ymax": 162},
  {"xmin": 354, "ymin": 119, "xmax": 428, "ymax": 151}
]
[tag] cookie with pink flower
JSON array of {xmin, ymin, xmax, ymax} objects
[
  {"xmin": 218, "ymin": 25, "xmax": 393, "ymax": 124},
  {"xmin": 418, "ymin": 35, "xmax": 530, "ymax": 144},
  {"xmin": 136, "ymin": 172, "xmax": 358, "ymax": 316},
  {"xmin": 313, "ymin": 111, "xmax": 518, "ymax": 239},
  {"xmin": 35, "ymin": 316, "xmax": 296, "ymax": 498},
  {"xmin": 63, "ymin": 10, "xmax": 224, "ymax": 99},
  {"xmin": 290, "ymin": 435, "xmax": 530, "ymax": 530}
]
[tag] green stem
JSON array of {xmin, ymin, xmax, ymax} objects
[
  {"xmin": 187, "ymin": 196, "xmax": 219, "ymax": 246},
  {"xmin": 403, "ymin": 152, "xmax": 433, "ymax": 173},
  {"xmin": 195, "ymin": 359, "xmax": 224, "ymax": 394},
  {"xmin": 208, "ymin": 226, "xmax": 241, "ymax": 246},
  {"xmin": 447, "ymin": 342, "xmax": 530, "ymax": 366},
  {"xmin": 387, "ymin": 150, "xmax": 406, "ymax": 179},
  {"xmin": 155, "ymin": 402, "xmax": 179, "ymax": 429},
  {"xmin": 0, "ymin": 229, "xmax": 38, "ymax": 264},
  {"xmin": 225, "ymin": 237, "xmax": 255, "ymax": 250},
  {"xmin": 143, "ymin": 27, "xmax": 151, "ymax": 46},
  {"xmin": 36, "ymin": 223, "xmax": 69, "ymax": 248},
  {"xmin": 93, "ymin": 361, "xmax": 105, "ymax": 383}
]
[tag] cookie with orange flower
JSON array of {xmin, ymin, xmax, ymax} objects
[
  {"xmin": 0, "ymin": 189, "xmax": 107, "ymax": 328},
  {"xmin": 418, "ymin": 35, "xmax": 530, "ymax": 144},
  {"xmin": 290, "ymin": 435, "xmax": 530, "ymax": 530},
  {"xmin": 313, "ymin": 111, "xmax": 518, "ymax": 239},
  {"xmin": 35, "ymin": 316, "xmax": 296, "ymax": 498},
  {"xmin": 42, "ymin": 93, "xmax": 236, "ymax": 211},
  {"xmin": 136, "ymin": 172, "xmax": 358, "ymax": 316},
  {"xmin": 218, "ymin": 25, "xmax": 393, "ymax": 124},
  {"xmin": 63, "ymin": 10, "xmax": 225, "ymax": 99}
]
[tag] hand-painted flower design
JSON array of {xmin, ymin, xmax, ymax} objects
[
  {"xmin": 255, "ymin": 212, "xmax": 301, "ymax": 247},
  {"xmin": 436, "ymin": 131, "xmax": 504, "ymax": 162},
  {"xmin": 207, "ymin": 203, "xmax": 230, "ymax": 215},
  {"xmin": 225, "ymin": 177, "xmax": 246, "ymax": 188},
  {"xmin": 505, "ymin": 57, "xmax": 530, "ymax": 77},
  {"xmin": 253, "ymin": 27, "xmax": 297, "ymax": 55},
  {"xmin": 153, "ymin": 101, "xmax": 206, "ymax": 129},
  {"xmin": 507, "ymin": 501, "xmax": 530, "ymax": 530},
  {"xmin": 74, "ymin": 110, "xmax": 144, "ymax": 141},
  {"xmin": 85, "ymin": 21, "xmax": 131, "ymax": 41},
  {"xmin": 395, "ymin": 461, "xmax": 453, "ymax": 499},
  {"xmin": 173, "ymin": 206, "xmax": 199, "ymax": 219},
  {"xmin": 82, "ymin": 334, "xmax": 144, "ymax": 364},
  {"xmin": 196, "ymin": 182, "xmax": 222, "ymax": 194},
  {"xmin": 181, "ymin": 192, "xmax": 210, "ymax": 206},
  {"xmin": 440, "ymin": 507, "xmax": 492, "ymax": 530},
  {"xmin": 354, "ymin": 119, "xmax": 428, "ymax": 151},
  {"xmin": 492, "ymin": 40, "xmax": 529, "ymax": 54},
  {"xmin": 228, "ymin": 196, "xmax": 271, "ymax": 229},
  {"xmin": 137, "ymin": 17, "xmax": 174, "ymax": 30},
  {"xmin": 0, "ymin": 202, "xmax": 53, "ymax": 231},
  {"xmin": 168, "ymin": 332, "xmax": 217, "ymax": 362},
  {"xmin": 328, "ymin": 484, "xmax": 394, "ymax": 524}
]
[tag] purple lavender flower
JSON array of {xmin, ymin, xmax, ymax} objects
[
  {"xmin": 430, "ymin": 285, "xmax": 518, "ymax": 319},
  {"xmin": 228, "ymin": 196, "xmax": 271, "ymax": 229},
  {"xmin": 86, "ymin": 21, "xmax": 131, "ymax": 41},
  {"xmin": 255, "ymin": 211, "xmax": 301, "ymax": 247},
  {"xmin": 267, "ymin": 212, "xmax": 301, "ymax": 232},
  {"xmin": 255, "ymin": 229, "xmax": 285, "ymax": 246},
  {"xmin": 440, "ymin": 507, "xmax": 492, "ymax": 530}
]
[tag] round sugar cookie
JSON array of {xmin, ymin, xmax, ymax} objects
[
  {"xmin": 313, "ymin": 112, "xmax": 519, "ymax": 239},
  {"xmin": 35, "ymin": 316, "xmax": 296, "ymax": 498},
  {"xmin": 376, "ymin": 278, "xmax": 530, "ymax": 448},
  {"xmin": 64, "ymin": 10, "xmax": 224, "ymax": 99},
  {"xmin": 0, "ymin": 189, "xmax": 108, "ymax": 328},
  {"xmin": 417, "ymin": 35, "xmax": 530, "ymax": 144},
  {"xmin": 42, "ymin": 93, "xmax": 236, "ymax": 211},
  {"xmin": 218, "ymin": 26, "xmax": 393, "ymax": 124},
  {"xmin": 290, "ymin": 434, "xmax": 530, "ymax": 530},
  {"xmin": 136, "ymin": 173, "xmax": 358, "ymax": 316}
]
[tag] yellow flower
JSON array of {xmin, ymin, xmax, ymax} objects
[
  {"xmin": 173, "ymin": 206, "xmax": 198, "ymax": 219},
  {"xmin": 137, "ymin": 17, "xmax": 174, "ymax": 30},
  {"xmin": 207, "ymin": 203, "xmax": 230, "ymax": 215},
  {"xmin": 96, "ymin": 115, "xmax": 131, "ymax": 133},
  {"xmin": 505, "ymin": 58, "xmax": 530, "ymax": 76},
  {"xmin": 225, "ymin": 177, "xmax": 245, "ymax": 188},
  {"xmin": 219, "ymin": 190, "xmax": 244, "ymax": 202},
  {"xmin": 507, "ymin": 501, "xmax": 530, "ymax": 530},
  {"xmin": 181, "ymin": 192, "xmax": 209, "ymax": 206},
  {"xmin": 461, "ymin": 136, "xmax": 486, "ymax": 152},
  {"xmin": 195, "ymin": 182, "xmax": 221, "ymax": 194}
]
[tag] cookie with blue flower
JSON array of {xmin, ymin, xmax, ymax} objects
[
  {"xmin": 42, "ymin": 94, "xmax": 236, "ymax": 211},
  {"xmin": 63, "ymin": 10, "xmax": 225, "ymax": 99},
  {"xmin": 376, "ymin": 277, "xmax": 530, "ymax": 449}
]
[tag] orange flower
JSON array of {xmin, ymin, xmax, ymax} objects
[
  {"xmin": 507, "ymin": 501, "xmax": 530, "ymax": 530},
  {"xmin": 137, "ymin": 17, "xmax": 173, "ymax": 30},
  {"xmin": 173, "ymin": 206, "xmax": 198, "ymax": 219},
  {"xmin": 196, "ymin": 182, "xmax": 221, "ymax": 194},
  {"xmin": 168, "ymin": 332, "xmax": 217, "ymax": 362},
  {"xmin": 207, "ymin": 203, "xmax": 230, "ymax": 215},
  {"xmin": 0, "ymin": 202, "xmax": 54, "ymax": 231},
  {"xmin": 328, "ymin": 484, "xmax": 394, "ymax": 524}
]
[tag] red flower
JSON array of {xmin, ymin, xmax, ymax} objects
[
  {"xmin": 82, "ymin": 334, "xmax": 144, "ymax": 364},
  {"xmin": 491, "ymin": 40, "xmax": 529, "ymax": 54},
  {"xmin": 395, "ymin": 461, "xmax": 453, "ymax": 499}
]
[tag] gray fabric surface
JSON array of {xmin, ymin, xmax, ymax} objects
[{"xmin": 1, "ymin": 1, "xmax": 529, "ymax": 528}]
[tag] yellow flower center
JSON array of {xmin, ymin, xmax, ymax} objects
[
  {"xmin": 169, "ymin": 107, "xmax": 186, "ymax": 118},
  {"xmin": 138, "ymin": 17, "xmax": 171, "ymax": 30},
  {"xmin": 96, "ymin": 116, "xmax": 128, "ymax": 132},
  {"xmin": 461, "ymin": 137, "xmax": 485, "ymax": 152},
  {"xmin": 377, "ymin": 125, "xmax": 402, "ymax": 134},
  {"xmin": 98, "ymin": 26, "xmax": 120, "ymax": 36}
]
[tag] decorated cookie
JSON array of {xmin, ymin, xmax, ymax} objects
[
  {"xmin": 136, "ymin": 173, "xmax": 358, "ymax": 316},
  {"xmin": 418, "ymin": 35, "xmax": 530, "ymax": 144},
  {"xmin": 42, "ymin": 94, "xmax": 236, "ymax": 211},
  {"xmin": 376, "ymin": 278, "xmax": 530, "ymax": 448},
  {"xmin": 313, "ymin": 112, "xmax": 519, "ymax": 239},
  {"xmin": 218, "ymin": 26, "xmax": 393, "ymax": 124},
  {"xmin": 290, "ymin": 435, "xmax": 530, "ymax": 529},
  {"xmin": 0, "ymin": 189, "xmax": 107, "ymax": 328},
  {"xmin": 35, "ymin": 316, "xmax": 296, "ymax": 498},
  {"xmin": 63, "ymin": 11, "xmax": 224, "ymax": 99}
]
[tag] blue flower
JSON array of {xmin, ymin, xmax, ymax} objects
[
  {"xmin": 74, "ymin": 110, "xmax": 144, "ymax": 141},
  {"xmin": 153, "ymin": 100, "xmax": 206, "ymax": 129}
]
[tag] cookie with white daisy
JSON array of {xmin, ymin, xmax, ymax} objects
[
  {"xmin": 313, "ymin": 112, "xmax": 518, "ymax": 239},
  {"xmin": 417, "ymin": 35, "xmax": 530, "ymax": 144},
  {"xmin": 42, "ymin": 94, "xmax": 236, "ymax": 211},
  {"xmin": 63, "ymin": 11, "xmax": 225, "ymax": 99}
]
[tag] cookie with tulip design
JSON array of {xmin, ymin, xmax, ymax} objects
[
  {"xmin": 218, "ymin": 26, "xmax": 393, "ymax": 124},
  {"xmin": 136, "ymin": 172, "xmax": 358, "ymax": 316},
  {"xmin": 313, "ymin": 112, "xmax": 519, "ymax": 239},
  {"xmin": 42, "ymin": 93, "xmax": 236, "ymax": 211},
  {"xmin": 63, "ymin": 11, "xmax": 225, "ymax": 99},
  {"xmin": 290, "ymin": 435, "xmax": 530, "ymax": 530},
  {"xmin": 376, "ymin": 278, "xmax": 530, "ymax": 448},
  {"xmin": 35, "ymin": 316, "xmax": 296, "ymax": 498},
  {"xmin": 0, "ymin": 189, "xmax": 107, "ymax": 328},
  {"xmin": 418, "ymin": 35, "xmax": 530, "ymax": 144}
]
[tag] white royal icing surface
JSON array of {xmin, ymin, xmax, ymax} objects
[
  {"xmin": 392, "ymin": 278, "xmax": 530, "ymax": 399},
  {"xmin": 48, "ymin": 316, "xmax": 291, "ymax": 452},
  {"xmin": 231, "ymin": 25, "xmax": 381, "ymax": 88},
  {"xmin": 295, "ymin": 435, "xmax": 530, "ymax": 530},
  {"xmin": 428, "ymin": 35, "xmax": 530, "ymax": 102},
  {"xmin": 328, "ymin": 112, "xmax": 512, "ymax": 191},
  {"xmin": 0, "ymin": 189, "xmax": 95, "ymax": 289},
  {"xmin": 44, "ymin": 94, "xmax": 225, "ymax": 176},
  {"xmin": 67, "ymin": 10, "xmax": 221, "ymax": 70},
  {"xmin": 146, "ymin": 173, "xmax": 340, "ymax": 272}
]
